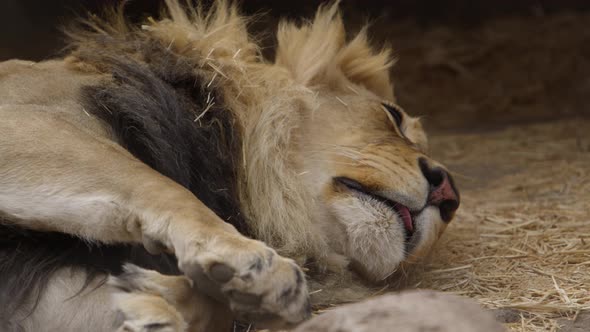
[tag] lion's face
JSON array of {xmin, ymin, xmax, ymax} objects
[{"xmin": 300, "ymin": 90, "xmax": 459, "ymax": 282}]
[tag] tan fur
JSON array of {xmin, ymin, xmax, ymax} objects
[
  {"xmin": 0, "ymin": 1, "xmax": 459, "ymax": 331},
  {"xmin": 13, "ymin": 268, "xmax": 118, "ymax": 332},
  {"xmin": 110, "ymin": 265, "xmax": 232, "ymax": 332}
]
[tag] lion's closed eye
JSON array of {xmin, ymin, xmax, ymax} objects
[
  {"xmin": 382, "ymin": 102, "xmax": 404, "ymax": 128},
  {"xmin": 380, "ymin": 102, "xmax": 427, "ymax": 151}
]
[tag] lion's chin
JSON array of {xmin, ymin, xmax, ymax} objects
[
  {"xmin": 326, "ymin": 197, "xmax": 407, "ymax": 282},
  {"xmin": 328, "ymin": 199, "xmax": 446, "ymax": 283}
]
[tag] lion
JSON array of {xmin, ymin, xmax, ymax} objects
[{"xmin": 0, "ymin": 1, "xmax": 460, "ymax": 331}]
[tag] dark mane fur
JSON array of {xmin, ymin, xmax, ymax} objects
[
  {"xmin": 1, "ymin": 15, "xmax": 247, "ymax": 328},
  {"xmin": 77, "ymin": 28, "xmax": 245, "ymax": 228}
]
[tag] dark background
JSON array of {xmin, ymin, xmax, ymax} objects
[
  {"xmin": 1, "ymin": 0, "xmax": 589, "ymax": 131},
  {"xmin": 2, "ymin": 0, "xmax": 589, "ymax": 61}
]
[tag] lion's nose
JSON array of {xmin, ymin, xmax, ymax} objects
[{"xmin": 419, "ymin": 158, "xmax": 460, "ymax": 222}]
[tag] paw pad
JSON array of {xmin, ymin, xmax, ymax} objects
[{"xmin": 209, "ymin": 263, "xmax": 235, "ymax": 283}]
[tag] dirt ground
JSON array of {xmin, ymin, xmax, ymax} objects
[{"xmin": 383, "ymin": 10, "xmax": 590, "ymax": 332}]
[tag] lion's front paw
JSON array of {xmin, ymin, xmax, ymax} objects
[
  {"xmin": 179, "ymin": 235, "xmax": 311, "ymax": 327},
  {"xmin": 113, "ymin": 292, "xmax": 187, "ymax": 332}
]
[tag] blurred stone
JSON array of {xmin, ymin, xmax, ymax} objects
[{"xmin": 293, "ymin": 290, "xmax": 505, "ymax": 332}]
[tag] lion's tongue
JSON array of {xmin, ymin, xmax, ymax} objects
[{"xmin": 395, "ymin": 204, "xmax": 413, "ymax": 233}]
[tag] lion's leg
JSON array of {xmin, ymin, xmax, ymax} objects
[
  {"xmin": 0, "ymin": 107, "xmax": 310, "ymax": 325},
  {"xmin": 14, "ymin": 266, "xmax": 230, "ymax": 332},
  {"xmin": 111, "ymin": 264, "xmax": 232, "ymax": 332}
]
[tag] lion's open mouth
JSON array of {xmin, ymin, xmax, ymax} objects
[{"xmin": 333, "ymin": 177, "xmax": 416, "ymax": 240}]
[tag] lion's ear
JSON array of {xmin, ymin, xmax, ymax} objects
[
  {"xmin": 275, "ymin": 3, "xmax": 345, "ymax": 86},
  {"xmin": 275, "ymin": 3, "xmax": 395, "ymax": 100},
  {"xmin": 334, "ymin": 30, "xmax": 396, "ymax": 100}
]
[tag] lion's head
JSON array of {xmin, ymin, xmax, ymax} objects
[
  {"xmin": 270, "ymin": 4, "xmax": 460, "ymax": 282},
  {"xmin": 140, "ymin": 0, "xmax": 460, "ymax": 287}
]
